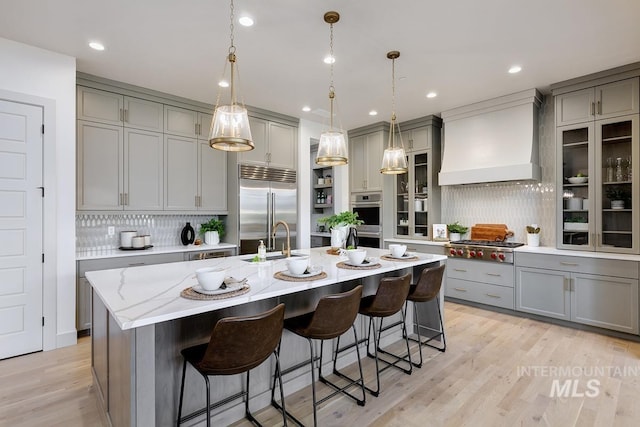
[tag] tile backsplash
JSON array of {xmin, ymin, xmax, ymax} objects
[
  {"xmin": 76, "ymin": 214, "xmax": 222, "ymax": 251},
  {"xmin": 441, "ymin": 95, "xmax": 556, "ymax": 245}
]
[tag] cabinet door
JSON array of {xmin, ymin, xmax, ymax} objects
[
  {"xmin": 349, "ymin": 135, "xmax": 367, "ymax": 192},
  {"xmin": 123, "ymin": 96, "xmax": 163, "ymax": 132},
  {"xmin": 555, "ymin": 88, "xmax": 594, "ymax": 126},
  {"xmin": 199, "ymin": 140, "xmax": 227, "ymax": 212},
  {"xmin": 197, "ymin": 112, "xmax": 213, "ymax": 139},
  {"xmin": 238, "ymin": 116, "xmax": 268, "ymax": 165},
  {"xmin": 572, "ymin": 273, "xmax": 639, "ymax": 334},
  {"xmin": 124, "ymin": 129, "xmax": 163, "ymax": 211},
  {"xmin": 164, "ymin": 135, "xmax": 198, "ymax": 210},
  {"xmin": 77, "ymin": 121, "xmax": 123, "ymax": 211},
  {"xmin": 365, "ymin": 132, "xmax": 384, "ymax": 191},
  {"xmin": 164, "ymin": 105, "xmax": 198, "ymax": 138},
  {"xmin": 77, "ymin": 87, "xmax": 123, "ymax": 126},
  {"xmin": 516, "ymin": 267, "xmax": 571, "ymax": 320},
  {"xmin": 408, "ymin": 127, "xmax": 430, "ymax": 152},
  {"xmin": 596, "ymin": 78, "xmax": 639, "ymax": 120},
  {"xmin": 268, "ymin": 122, "xmax": 296, "ymax": 170},
  {"xmin": 76, "ymin": 277, "xmax": 92, "ymax": 331}
]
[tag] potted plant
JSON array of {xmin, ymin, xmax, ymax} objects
[
  {"xmin": 606, "ymin": 186, "xmax": 630, "ymax": 209},
  {"xmin": 319, "ymin": 211, "xmax": 364, "ymax": 249},
  {"xmin": 447, "ymin": 222, "xmax": 468, "ymax": 241},
  {"xmin": 200, "ymin": 218, "xmax": 225, "ymax": 245}
]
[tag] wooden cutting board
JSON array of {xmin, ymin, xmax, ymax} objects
[{"xmin": 470, "ymin": 224, "xmax": 511, "ymax": 241}]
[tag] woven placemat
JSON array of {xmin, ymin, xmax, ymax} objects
[
  {"xmin": 274, "ymin": 271, "xmax": 328, "ymax": 282},
  {"xmin": 180, "ymin": 284, "xmax": 250, "ymax": 300},
  {"xmin": 336, "ymin": 261, "xmax": 381, "ymax": 270},
  {"xmin": 381, "ymin": 254, "xmax": 419, "ymax": 262}
]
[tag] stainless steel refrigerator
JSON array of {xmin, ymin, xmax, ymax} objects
[{"xmin": 238, "ymin": 164, "xmax": 297, "ymax": 255}]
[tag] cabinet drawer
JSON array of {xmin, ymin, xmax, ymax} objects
[
  {"xmin": 515, "ymin": 252, "xmax": 639, "ymax": 279},
  {"xmin": 446, "ymin": 278, "xmax": 514, "ymax": 309},
  {"xmin": 78, "ymin": 253, "xmax": 184, "ymax": 276},
  {"xmin": 447, "ymin": 259, "xmax": 514, "ymax": 287}
]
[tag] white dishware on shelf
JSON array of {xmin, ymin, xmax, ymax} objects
[
  {"xmin": 567, "ymin": 176, "xmax": 588, "ymax": 184},
  {"xmin": 195, "ymin": 267, "xmax": 227, "ymax": 290}
]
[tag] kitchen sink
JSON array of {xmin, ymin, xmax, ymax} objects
[{"xmin": 242, "ymin": 253, "xmax": 304, "ymax": 262}]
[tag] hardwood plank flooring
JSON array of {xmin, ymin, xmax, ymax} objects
[{"xmin": 2, "ymin": 302, "xmax": 640, "ymax": 426}]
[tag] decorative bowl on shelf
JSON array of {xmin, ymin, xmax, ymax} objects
[{"xmin": 568, "ymin": 176, "xmax": 588, "ymax": 184}]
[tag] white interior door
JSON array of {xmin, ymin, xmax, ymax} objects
[{"xmin": 0, "ymin": 99, "xmax": 43, "ymax": 359}]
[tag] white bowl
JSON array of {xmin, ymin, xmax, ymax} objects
[
  {"xmin": 568, "ymin": 176, "xmax": 588, "ymax": 184},
  {"xmin": 286, "ymin": 256, "xmax": 309, "ymax": 275},
  {"xmin": 196, "ymin": 267, "xmax": 227, "ymax": 290},
  {"xmin": 346, "ymin": 249, "xmax": 367, "ymax": 265},
  {"xmin": 389, "ymin": 244, "xmax": 407, "ymax": 258}
]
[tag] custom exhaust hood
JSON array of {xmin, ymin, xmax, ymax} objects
[{"xmin": 438, "ymin": 89, "xmax": 543, "ymax": 186}]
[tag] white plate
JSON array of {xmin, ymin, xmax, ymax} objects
[
  {"xmin": 387, "ymin": 253, "xmax": 414, "ymax": 259},
  {"xmin": 283, "ymin": 269, "xmax": 323, "ymax": 278},
  {"xmin": 193, "ymin": 283, "xmax": 244, "ymax": 295}
]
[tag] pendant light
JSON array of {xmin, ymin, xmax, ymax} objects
[
  {"xmin": 316, "ymin": 11, "xmax": 348, "ymax": 166},
  {"xmin": 209, "ymin": 0, "xmax": 254, "ymax": 152},
  {"xmin": 380, "ymin": 51, "xmax": 408, "ymax": 174}
]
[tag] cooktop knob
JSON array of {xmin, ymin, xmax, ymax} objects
[
  {"xmin": 469, "ymin": 250, "xmax": 476, "ymax": 257},
  {"xmin": 498, "ymin": 253, "xmax": 505, "ymax": 261},
  {"xmin": 490, "ymin": 252, "xmax": 497, "ymax": 259},
  {"xmin": 477, "ymin": 251, "xmax": 483, "ymax": 257},
  {"xmin": 457, "ymin": 249, "xmax": 464, "ymax": 256},
  {"xmin": 450, "ymin": 249, "xmax": 456, "ymax": 256}
]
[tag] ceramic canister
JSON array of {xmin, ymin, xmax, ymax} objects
[{"xmin": 120, "ymin": 231, "xmax": 137, "ymax": 248}]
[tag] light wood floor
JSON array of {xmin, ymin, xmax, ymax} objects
[{"xmin": 2, "ymin": 302, "xmax": 640, "ymax": 426}]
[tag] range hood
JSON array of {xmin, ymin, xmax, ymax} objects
[{"xmin": 438, "ymin": 89, "xmax": 543, "ymax": 186}]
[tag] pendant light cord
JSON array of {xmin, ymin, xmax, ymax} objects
[
  {"xmin": 328, "ymin": 21, "xmax": 335, "ymax": 130},
  {"xmin": 389, "ymin": 55, "xmax": 397, "ymax": 149}
]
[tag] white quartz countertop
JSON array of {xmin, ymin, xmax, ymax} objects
[
  {"xmin": 76, "ymin": 243, "xmax": 237, "ymax": 261},
  {"xmin": 515, "ymin": 245, "xmax": 640, "ymax": 261},
  {"xmin": 86, "ymin": 247, "xmax": 446, "ymax": 330}
]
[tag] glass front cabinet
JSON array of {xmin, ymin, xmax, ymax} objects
[
  {"xmin": 557, "ymin": 114, "xmax": 639, "ymax": 253},
  {"xmin": 392, "ymin": 116, "xmax": 442, "ymax": 240}
]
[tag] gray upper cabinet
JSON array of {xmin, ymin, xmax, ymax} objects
[
  {"xmin": 348, "ymin": 124, "xmax": 386, "ymax": 193},
  {"xmin": 238, "ymin": 117, "xmax": 297, "ymax": 170},
  {"xmin": 401, "ymin": 126, "xmax": 431, "ymax": 153},
  {"xmin": 164, "ymin": 135, "xmax": 198, "ymax": 211},
  {"xmin": 77, "ymin": 86, "xmax": 164, "ymax": 132},
  {"xmin": 556, "ymin": 77, "xmax": 639, "ymax": 126},
  {"xmin": 164, "ymin": 105, "xmax": 199, "ymax": 138}
]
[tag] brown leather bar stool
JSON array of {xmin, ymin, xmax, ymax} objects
[
  {"xmin": 271, "ymin": 285, "xmax": 365, "ymax": 427},
  {"xmin": 357, "ymin": 273, "xmax": 413, "ymax": 397},
  {"xmin": 405, "ymin": 264, "xmax": 446, "ymax": 368},
  {"xmin": 176, "ymin": 304, "xmax": 287, "ymax": 427}
]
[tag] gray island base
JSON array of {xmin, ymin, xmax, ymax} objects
[{"xmin": 87, "ymin": 247, "xmax": 446, "ymax": 426}]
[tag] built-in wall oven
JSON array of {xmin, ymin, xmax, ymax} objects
[{"xmin": 352, "ymin": 192, "xmax": 382, "ymax": 248}]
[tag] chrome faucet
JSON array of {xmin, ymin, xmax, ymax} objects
[{"xmin": 271, "ymin": 220, "xmax": 291, "ymax": 258}]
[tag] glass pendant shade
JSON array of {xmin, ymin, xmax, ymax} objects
[
  {"xmin": 209, "ymin": 104, "xmax": 254, "ymax": 152},
  {"xmin": 380, "ymin": 146, "xmax": 408, "ymax": 174},
  {"xmin": 317, "ymin": 130, "xmax": 348, "ymax": 166},
  {"xmin": 380, "ymin": 50, "xmax": 408, "ymax": 174}
]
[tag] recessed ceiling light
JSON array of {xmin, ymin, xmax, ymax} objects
[
  {"xmin": 508, "ymin": 65, "xmax": 522, "ymax": 74},
  {"xmin": 238, "ymin": 16, "xmax": 254, "ymax": 26},
  {"xmin": 218, "ymin": 80, "xmax": 229, "ymax": 88},
  {"xmin": 426, "ymin": 92, "xmax": 437, "ymax": 99},
  {"xmin": 302, "ymin": 106, "xmax": 311, "ymax": 112},
  {"xmin": 369, "ymin": 110, "xmax": 378, "ymax": 116},
  {"xmin": 89, "ymin": 41, "xmax": 105, "ymax": 51},
  {"xmin": 323, "ymin": 55, "xmax": 335, "ymax": 64}
]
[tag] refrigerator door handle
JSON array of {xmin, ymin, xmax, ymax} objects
[
  {"xmin": 271, "ymin": 192, "xmax": 276, "ymax": 251},
  {"xmin": 266, "ymin": 192, "xmax": 272, "ymax": 251}
]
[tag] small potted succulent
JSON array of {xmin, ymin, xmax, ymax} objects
[
  {"xmin": 447, "ymin": 222, "xmax": 468, "ymax": 242},
  {"xmin": 200, "ymin": 218, "xmax": 225, "ymax": 245}
]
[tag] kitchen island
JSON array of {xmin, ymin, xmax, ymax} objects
[{"xmin": 87, "ymin": 247, "xmax": 446, "ymax": 426}]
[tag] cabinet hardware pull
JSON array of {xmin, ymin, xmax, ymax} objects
[
  {"xmin": 125, "ymin": 193, "xmax": 129, "ymax": 205},
  {"xmin": 560, "ymin": 262, "xmax": 579, "ymax": 266},
  {"xmin": 124, "ymin": 109, "xmax": 129, "ymax": 123},
  {"xmin": 120, "ymin": 108, "xmax": 124, "ymax": 122},
  {"xmin": 453, "ymin": 268, "xmax": 467, "ymax": 272},
  {"xmin": 597, "ymin": 100, "xmax": 602, "ymax": 115},
  {"xmin": 119, "ymin": 193, "xmax": 123, "ymax": 205},
  {"xmin": 485, "ymin": 293, "xmax": 501, "ymax": 299},
  {"xmin": 486, "ymin": 273, "xmax": 501, "ymax": 277},
  {"xmin": 591, "ymin": 102, "xmax": 595, "ymax": 116},
  {"xmin": 128, "ymin": 262, "xmax": 145, "ymax": 267},
  {"xmin": 453, "ymin": 287, "xmax": 467, "ymax": 292}
]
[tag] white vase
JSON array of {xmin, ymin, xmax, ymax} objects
[
  {"xmin": 330, "ymin": 225, "xmax": 348, "ymax": 249},
  {"xmin": 204, "ymin": 231, "xmax": 220, "ymax": 245},
  {"xmin": 527, "ymin": 233, "xmax": 540, "ymax": 247},
  {"xmin": 449, "ymin": 232, "xmax": 461, "ymax": 242}
]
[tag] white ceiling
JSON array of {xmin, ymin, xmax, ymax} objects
[{"xmin": 1, "ymin": 0, "xmax": 639, "ymax": 130}]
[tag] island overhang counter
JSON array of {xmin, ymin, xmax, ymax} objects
[{"xmin": 87, "ymin": 247, "xmax": 447, "ymax": 426}]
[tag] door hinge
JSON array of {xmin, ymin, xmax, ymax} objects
[
  {"xmin": 41, "ymin": 124, "xmax": 45, "ymax": 134},
  {"xmin": 38, "ymin": 186, "xmax": 44, "ymax": 197},
  {"xmin": 42, "ymin": 253, "xmax": 45, "ymax": 263},
  {"xmin": 42, "ymin": 317, "xmax": 45, "ymax": 326}
]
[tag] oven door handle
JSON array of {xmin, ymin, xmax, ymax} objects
[{"xmin": 353, "ymin": 203, "xmax": 382, "ymax": 208}]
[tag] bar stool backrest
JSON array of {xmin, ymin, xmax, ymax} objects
[
  {"xmin": 411, "ymin": 264, "xmax": 445, "ymax": 302},
  {"xmin": 302, "ymin": 285, "xmax": 363, "ymax": 340},
  {"xmin": 198, "ymin": 304, "xmax": 285, "ymax": 375},
  {"xmin": 370, "ymin": 274, "xmax": 411, "ymax": 316}
]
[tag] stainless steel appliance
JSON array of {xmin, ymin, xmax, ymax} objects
[
  {"xmin": 444, "ymin": 240, "xmax": 524, "ymax": 264},
  {"xmin": 352, "ymin": 192, "xmax": 382, "ymax": 248},
  {"xmin": 239, "ymin": 164, "xmax": 297, "ymax": 255}
]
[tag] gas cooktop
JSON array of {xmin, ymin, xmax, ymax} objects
[{"xmin": 444, "ymin": 240, "xmax": 524, "ymax": 263}]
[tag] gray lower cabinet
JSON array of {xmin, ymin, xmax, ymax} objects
[
  {"xmin": 444, "ymin": 258, "xmax": 515, "ymax": 309},
  {"xmin": 516, "ymin": 252, "xmax": 639, "ymax": 334}
]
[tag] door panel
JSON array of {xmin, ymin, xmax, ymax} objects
[
  {"xmin": 271, "ymin": 181, "xmax": 297, "ymax": 250},
  {"xmin": 239, "ymin": 179, "xmax": 269, "ymax": 254},
  {"xmin": 0, "ymin": 99, "xmax": 43, "ymax": 359}
]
